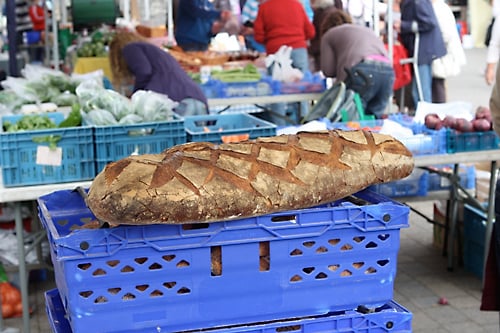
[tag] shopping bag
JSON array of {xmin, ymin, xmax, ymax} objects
[{"xmin": 386, "ymin": 43, "xmax": 412, "ymax": 91}]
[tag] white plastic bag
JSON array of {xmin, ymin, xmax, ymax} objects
[{"xmin": 265, "ymin": 45, "xmax": 303, "ymax": 83}]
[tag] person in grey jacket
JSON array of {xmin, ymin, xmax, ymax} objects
[
  {"xmin": 394, "ymin": 0, "xmax": 446, "ymax": 107},
  {"xmin": 320, "ymin": 10, "xmax": 394, "ymax": 119}
]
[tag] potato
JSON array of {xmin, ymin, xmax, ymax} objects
[
  {"xmin": 475, "ymin": 106, "xmax": 492, "ymax": 122},
  {"xmin": 454, "ymin": 118, "xmax": 474, "ymax": 132},
  {"xmin": 472, "ymin": 118, "xmax": 492, "ymax": 132},
  {"xmin": 442, "ymin": 115, "xmax": 457, "ymax": 128},
  {"xmin": 425, "ymin": 113, "xmax": 443, "ymax": 130}
]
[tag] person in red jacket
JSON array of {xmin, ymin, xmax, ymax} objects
[
  {"xmin": 28, "ymin": 0, "xmax": 45, "ymax": 37},
  {"xmin": 253, "ymin": 0, "xmax": 315, "ymax": 125},
  {"xmin": 27, "ymin": 0, "xmax": 46, "ymax": 61}
]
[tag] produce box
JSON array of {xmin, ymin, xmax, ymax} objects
[
  {"xmin": 94, "ymin": 117, "xmax": 186, "ymax": 173},
  {"xmin": 369, "ymin": 168, "xmax": 429, "ymax": 198},
  {"xmin": 135, "ymin": 24, "xmax": 166, "ymax": 38},
  {"xmin": 279, "ymin": 72, "xmax": 326, "ymax": 94},
  {"xmin": 446, "ymin": 130, "xmax": 500, "ymax": 153},
  {"xmin": 201, "ymin": 77, "xmax": 280, "ymax": 98},
  {"xmin": 427, "ymin": 164, "xmax": 476, "ymax": 192},
  {"xmin": 184, "ymin": 113, "xmax": 276, "ymax": 143},
  {"xmin": 38, "ymin": 188, "xmax": 409, "ymax": 333},
  {"xmin": 45, "ymin": 288, "xmax": 412, "ymax": 333},
  {"xmin": 463, "ymin": 203, "xmax": 489, "ymax": 279},
  {"xmin": 0, "ymin": 124, "xmax": 95, "ymax": 187}
]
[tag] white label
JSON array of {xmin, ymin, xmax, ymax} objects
[{"xmin": 36, "ymin": 146, "xmax": 63, "ymax": 166}]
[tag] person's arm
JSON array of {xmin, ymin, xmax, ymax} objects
[
  {"xmin": 486, "ymin": 15, "xmax": 500, "ymax": 85},
  {"xmin": 121, "ymin": 44, "xmax": 153, "ymax": 91},
  {"xmin": 253, "ymin": 6, "xmax": 265, "ymax": 44},
  {"xmin": 302, "ymin": 4, "xmax": 316, "ymax": 40},
  {"xmin": 489, "ymin": 63, "xmax": 500, "ymax": 136},
  {"xmin": 319, "ymin": 31, "xmax": 336, "ymax": 78},
  {"xmin": 400, "ymin": 0, "xmax": 437, "ymax": 34}
]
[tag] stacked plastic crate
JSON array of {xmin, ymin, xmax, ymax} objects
[{"xmin": 40, "ymin": 186, "xmax": 413, "ymax": 333}]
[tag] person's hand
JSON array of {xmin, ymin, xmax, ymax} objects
[
  {"xmin": 393, "ymin": 20, "xmax": 401, "ymax": 33},
  {"xmin": 211, "ymin": 20, "xmax": 224, "ymax": 34},
  {"xmin": 485, "ymin": 63, "xmax": 497, "ymax": 85},
  {"xmin": 240, "ymin": 26, "xmax": 254, "ymax": 36},
  {"xmin": 220, "ymin": 10, "xmax": 232, "ymax": 22}
]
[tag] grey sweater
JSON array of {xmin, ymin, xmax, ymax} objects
[{"xmin": 320, "ymin": 24, "xmax": 389, "ymax": 81}]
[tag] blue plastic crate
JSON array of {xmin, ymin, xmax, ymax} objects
[
  {"xmin": 446, "ymin": 130, "xmax": 500, "ymax": 153},
  {"xmin": 463, "ymin": 204, "xmax": 488, "ymax": 279},
  {"xmin": 184, "ymin": 113, "xmax": 276, "ymax": 143},
  {"xmin": 94, "ymin": 117, "xmax": 186, "ymax": 173},
  {"xmin": 221, "ymin": 77, "xmax": 280, "ymax": 98},
  {"xmin": 427, "ymin": 164, "xmax": 476, "ymax": 192},
  {"xmin": 201, "ymin": 77, "xmax": 280, "ymax": 98},
  {"xmin": 369, "ymin": 168, "xmax": 428, "ymax": 198},
  {"xmin": 45, "ymin": 288, "xmax": 412, "ymax": 333},
  {"xmin": 38, "ymin": 188, "xmax": 409, "ymax": 333},
  {"xmin": 0, "ymin": 126, "xmax": 95, "ymax": 187},
  {"xmin": 279, "ymin": 73, "xmax": 327, "ymax": 94},
  {"xmin": 45, "ymin": 289, "xmax": 73, "ymax": 333}
]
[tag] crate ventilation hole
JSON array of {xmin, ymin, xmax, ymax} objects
[
  {"xmin": 289, "ymin": 234, "xmax": 391, "ymax": 282},
  {"xmin": 77, "ymin": 255, "xmax": 191, "ymax": 304}
]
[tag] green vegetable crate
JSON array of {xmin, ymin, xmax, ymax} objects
[
  {"xmin": 0, "ymin": 126, "xmax": 95, "ymax": 187},
  {"xmin": 93, "ymin": 116, "xmax": 186, "ymax": 173}
]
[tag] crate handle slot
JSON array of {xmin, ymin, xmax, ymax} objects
[
  {"xmin": 221, "ymin": 133, "xmax": 249, "ymax": 143},
  {"xmin": 271, "ymin": 214, "xmax": 297, "ymax": 223},
  {"xmin": 127, "ymin": 128, "xmax": 155, "ymax": 136}
]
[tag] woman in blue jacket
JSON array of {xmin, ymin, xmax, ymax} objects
[
  {"xmin": 394, "ymin": 0, "xmax": 446, "ymax": 107},
  {"xmin": 175, "ymin": 0, "xmax": 232, "ymax": 51},
  {"xmin": 109, "ymin": 31, "xmax": 208, "ymax": 116}
]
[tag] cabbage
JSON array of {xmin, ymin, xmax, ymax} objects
[
  {"xmin": 83, "ymin": 109, "xmax": 118, "ymax": 126},
  {"xmin": 131, "ymin": 90, "xmax": 178, "ymax": 122}
]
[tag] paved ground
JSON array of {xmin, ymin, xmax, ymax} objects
[{"xmin": 1, "ymin": 47, "xmax": 500, "ymax": 333}]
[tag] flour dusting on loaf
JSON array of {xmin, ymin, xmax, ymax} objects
[{"xmin": 86, "ymin": 130, "xmax": 414, "ymax": 225}]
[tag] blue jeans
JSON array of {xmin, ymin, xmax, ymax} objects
[
  {"xmin": 412, "ymin": 64, "xmax": 432, "ymax": 106},
  {"xmin": 344, "ymin": 60, "xmax": 395, "ymax": 119},
  {"xmin": 268, "ymin": 47, "xmax": 310, "ymax": 126}
]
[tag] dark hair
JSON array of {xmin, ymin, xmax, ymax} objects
[{"xmin": 319, "ymin": 9, "xmax": 353, "ymax": 38}]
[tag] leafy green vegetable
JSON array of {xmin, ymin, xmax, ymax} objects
[
  {"xmin": 32, "ymin": 134, "xmax": 61, "ymax": 150},
  {"xmin": 58, "ymin": 104, "xmax": 82, "ymax": 128},
  {"xmin": 3, "ymin": 114, "xmax": 57, "ymax": 132}
]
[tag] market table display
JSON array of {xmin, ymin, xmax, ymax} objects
[{"xmin": 1, "ymin": 149, "xmax": 500, "ymax": 332}]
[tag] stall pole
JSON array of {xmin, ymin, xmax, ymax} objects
[
  {"xmin": 51, "ymin": 0, "xmax": 59, "ymax": 70},
  {"xmin": 166, "ymin": 0, "xmax": 174, "ymax": 45},
  {"xmin": 143, "ymin": 0, "xmax": 150, "ymax": 21},
  {"xmin": 6, "ymin": 0, "xmax": 18, "ymax": 76},
  {"xmin": 123, "ymin": 0, "xmax": 130, "ymax": 23},
  {"xmin": 61, "ymin": 0, "xmax": 67, "ymax": 24}
]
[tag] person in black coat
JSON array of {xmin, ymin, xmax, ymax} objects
[{"xmin": 394, "ymin": 0, "xmax": 446, "ymax": 107}]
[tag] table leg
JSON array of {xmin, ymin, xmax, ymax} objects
[
  {"xmin": 14, "ymin": 202, "xmax": 30, "ymax": 333},
  {"xmin": 483, "ymin": 161, "xmax": 498, "ymax": 287},
  {"xmin": 447, "ymin": 163, "xmax": 460, "ymax": 271}
]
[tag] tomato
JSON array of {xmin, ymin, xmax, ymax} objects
[{"xmin": 2, "ymin": 303, "xmax": 14, "ymax": 318}]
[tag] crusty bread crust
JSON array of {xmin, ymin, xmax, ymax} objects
[{"xmin": 87, "ymin": 130, "xmax": 414, "ymax": 225}]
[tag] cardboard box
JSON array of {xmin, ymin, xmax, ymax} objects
[
  {"xmin": 432, "ymin": 202, "xmax": 463, "ymax": 257},
  {"xmin": 135, "ymin": 24, "xmax": 166, "ymax": 38}
]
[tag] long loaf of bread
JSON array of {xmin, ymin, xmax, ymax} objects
[{"xmin": 87, "ymin": 130, "xmax": 414, "ymax": 225}]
